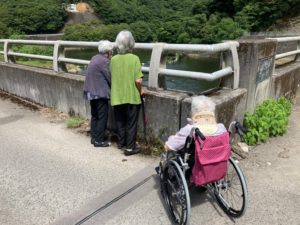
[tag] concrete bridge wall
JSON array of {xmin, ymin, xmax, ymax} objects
[
  {"xmin": 1, "ymin": 39, "xmax": 300, "ymax": 140},
  {"xmin": 26, "ymin": 34, "xmax": 64, "ymax": 41},
  {"xmin": 0, "ymin": 63, "xmax": 89, "ymax": 116},
  {"xmin": 272, "ymin": 62, "xmax": 300, "ymax": 99},
  {"xmin": 0, "ymin": 62, "xmax": 247, "ymax": 140}
]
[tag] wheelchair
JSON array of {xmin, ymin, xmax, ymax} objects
[{"xmin": 156, "ymin": 121, "xmax": 248, "ymax": 225}]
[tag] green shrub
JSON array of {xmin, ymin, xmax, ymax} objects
[
  {"xmin": 14, "ymin": 45, "xmax": 53, "ymax": 55},
  {"xmin": 9, "ymin": 35, "xmax": 53, "ymax": 62},
  {"xmin": 63, "ymin": 21, "xmax": 130, "ymax": 41},
  {"xmin": 16, "ymin": 60, "xmax": 52, "ymax": 69},
  {"xmin": 243, "ymin": 97, "xmax": 291, "ymax": 145},
  {"xmin": 11, "ymin": 45, "xmax": 53, "ymax": 62}
]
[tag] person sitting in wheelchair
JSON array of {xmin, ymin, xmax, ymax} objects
[
  {"xmin": 159, "ymin": 96, "xmax": 248, "ymax": 221},
  {"xmin": 162, "ymin": 95, "xmax": 231, "ymax": 187},
  {"xmin": 164, "ymin": 95, "xmax": 227, "ymax": 152}
]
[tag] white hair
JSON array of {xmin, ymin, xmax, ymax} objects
[
  {"xmin": 115, "ymin": 30, "xmax": 135, "ymax": 54},
  {"xmin": 191, "ymin": 95, "xmax": 216, "ymax": 115},
  {"xmin": 98, "ymin": 40, "xmax": 114, "ymax": 54}
]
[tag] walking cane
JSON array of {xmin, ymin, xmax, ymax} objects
[{"xmin": 141, "ymin": 95, "xmax": 148, "ymax": 145}]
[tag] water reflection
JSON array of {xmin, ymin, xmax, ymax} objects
[{"xmin": 65, "ymin": 48, "xmax": 220, "ymax": 94}]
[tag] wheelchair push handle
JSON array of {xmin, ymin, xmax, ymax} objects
[
  {"xmin": 235, "ymin": 121, "xmax": 247, "ymax": 134},
  {"xmin": 195, "ymin": 128, "xmax": 206, "ymax": 141}
]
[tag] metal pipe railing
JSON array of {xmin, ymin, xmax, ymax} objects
[
  {"xmin": 159, "ymin": 67, "xmax": 233, "ymax": 81},
  {"xmin": 275, "ymin": 50, "xmax": 300, "ymax": 60},
  {"xmin": 268, "ymin": 36, "xmax": 300, "ymax": 43},
  {"xmin": 163, "ymin": 42, "xmax": 239, "ymax": 53},
  {"xmin": 0, "ymin": 39, "xmax": 240, "ymax": 90},
  {"xmin": 268, "ymin": 36, "xmax": 300, "ymax": 61},
  {"xmin": 8, "ymin": 52, "xmax": 53, "ymax": 61}
]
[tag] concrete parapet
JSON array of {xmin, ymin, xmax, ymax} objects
[
  {"xmin": 26, "ymin": 34, "xmax": 64, "ymax": 41},
  {"xmin": 272, "ymin": 62, "xmax": 300, "ymax": 99},
  {"xmin": 211, "ymin": 88, "xmax": 248, "ymax": 127},
  {"xmin": 0, "ymin": 62, "xmax": 89, "ymax": 117},
  {"xmin": 0, "ymin": 63, "xmax": 190, "ymax": 139},
  {"xmin": 180, "ymin": 88, "xmax": 247, "ymax": 129},
  {"xmin": 0, "ymin": 62, "xmax": 247, "ymax": 140},
  {"xmin": 140, "ymin": 89, "xmax": 189, "ymax": 140},
  {"xmin": 238, "ymin": 39, "xmax": 277, "ymax": 112}
]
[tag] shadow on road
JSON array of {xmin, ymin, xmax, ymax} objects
[{"xmin": 0, "ymin": 115, "xmax": 24, "ymax": 126}]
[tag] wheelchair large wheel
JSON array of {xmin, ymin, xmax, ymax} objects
[
  {"xmin": 213, "ymin": 157, "xmax": 248, "ymax": 217},
  {"xmin": 162, "ymin": 160, "xmax": 191, "ymax": 225}
]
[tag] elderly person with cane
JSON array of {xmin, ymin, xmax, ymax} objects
[
  {"xmin": 83, "ymin": 40, "xmax": 114, "ymax": 147},
  {"xmin": 110, "ymin": 30, "xmax": 144, "ymax": 156}
]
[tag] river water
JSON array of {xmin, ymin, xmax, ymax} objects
[{"xmin": 66, "ymin": 49, "xmax": 220, "ymax": 94}]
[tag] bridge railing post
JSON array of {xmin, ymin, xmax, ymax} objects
[
  {"xmin": 237, "ymin": 39, "xmax": 277, "ymax": 112},
  {"xmin": 296, "ymin": 40, "xmax": 300, "ymax": 61},
  {"xmin": 4, "ymin": 40, "xmax": 16, "ymax": 64},
  {"xmin": 229, "ymin": 41, "xmax": 240, "ymax": 89},
  {"xmin": 3, "ymin": 40, "xmax": 8, "ymax": 63},
  {"xmin": 53, "ymin": 41, "xmax": 67, "ymax": 72},
  {"xmin": 148, "ymin": 43, "xmax": 166, "ymax": 89},
  {"xmin": 220, "ymin": 41, "xmax": 240, "ymax": 89}
]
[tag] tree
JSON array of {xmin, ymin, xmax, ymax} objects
[
  {"xmin": 183, "ymin": 14, "xmax": 207, "ymax": 43},
  {"xmin": 201, "ymin": 15, "xmax": 245, "ymax": 43},
  {"xmin": 130, "ymin": 21, "xmax": 155, "ymax": 42},
  {"xmin": 234, "ymin": 0, "xmax": 300, "ymax": 31},
  {"xmin": 157, "ymin": 21, "xmax": 185, "ymax": 43},
  {"xmin": 62, "ymin": 0, "xmax": 300, "ymax": 43},
  {"xmin": 0, "ymin": 0, "xmax": 67, "ymax": 36}
]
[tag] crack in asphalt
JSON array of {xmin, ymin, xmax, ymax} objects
[{"xmin": 74, "ymin": 175, "xmax": 153, "ymax": 225}]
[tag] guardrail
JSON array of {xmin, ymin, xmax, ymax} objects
[
  {"xmin": 267, "ymin": 36, "xmax": 300, "ymax": 60},
  {"xmin": 0, "ymin": 39, "xmax": 240, "ymax": 89}
]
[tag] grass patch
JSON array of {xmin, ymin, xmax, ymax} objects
[
  {"xmin": 138, "ymin": 135, "xmax": 164, "ymax": 157},
  {"xmin": 16, "ymin": 60, "xmax": 52, "ymax": 69},
  {"xmin": 0, "ymin": 55, "xmax": 52, "ymax": 68},
  {"xmin": 66, "ymin": 116, "xmax": 85, "ymax": 128}
]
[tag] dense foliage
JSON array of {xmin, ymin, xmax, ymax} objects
[
  {"xmin": 233, "ymin": 0, "xmax": 300, "ymax": 31},
  {"xmin": 63, "ymin": 0, "xmax": 300, "ymax": 43},
  {"xmin": 0, "ymin": 0, "xmax": 67, "ymax": 38},
  {"xmin": 2, "ymin": 0, "xmax": 300, "ymax": 43},
  {"xmin": 243, "ymin": 97, "xmax": 292, "ymax": 145}
]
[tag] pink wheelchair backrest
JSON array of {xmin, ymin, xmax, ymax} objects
[{"xmin": 190, "ymin": 132, "xmax": 231, "ymax": 186}]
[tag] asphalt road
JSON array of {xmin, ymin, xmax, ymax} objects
[{"xmin": 0, "ymin": 95, "xmax": 300, "ymax": 225}]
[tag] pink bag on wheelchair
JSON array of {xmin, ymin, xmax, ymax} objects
[{"xmin": 190, "ymin": 132, "xmax": 231, "ymax": 186}]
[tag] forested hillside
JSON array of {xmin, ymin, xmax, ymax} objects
[
  {"xmin": 65, "ymin": 0, "xmax": 300, "ymax": 43},
  {"xmin": 1, "ymin": 0, "xmax": 300, "ymax": 43},
  {"xmin": 0, "ymin": 0, "xmax": 66, "ymax": 38}
]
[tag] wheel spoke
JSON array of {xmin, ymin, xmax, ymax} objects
[
  {"xmin": 162, "ymin": 161, "xmax": 190, "ymax": 225},
  {"xmin": 213, "ymin": 158, "xmax": 247, "ymax": 217}
]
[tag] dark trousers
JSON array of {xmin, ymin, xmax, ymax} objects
[
  {"xmin": 90, "ymin": 99, "xmax": 109, "ymax": 142},
  {"xmin": 113, "ymin": 104, "xmax": 141, "ymax": 149}
]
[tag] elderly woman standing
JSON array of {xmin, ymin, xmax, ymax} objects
[
  {"xmin": 83, "ymin": 40, "xmax": 114, "ymax": 147},
  {"xmin": 110, "ymin": 30, "xmax": 144, "ymax": 156}
]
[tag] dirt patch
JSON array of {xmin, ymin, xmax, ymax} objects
[
  {"xmin": 40, "ymin": 108, "xmax": 91, "ymax": 135},
  {"xmin": 0, "ymin": 90, "xmax": 41, "ymax": 111},
  {"xmin": 278, "ymin": 148, "xmax": 290, "ymax": 159},
  {"xmin": 73, "ymin": 120, "xmax": 90, "ymax": 135},
  {"xmin": 0, "ymin": 90, "xmax": 90, "ymax": 134},
  {"xmin": 40, "ymin": 107, "xmax": 68, "ymax": 123}
]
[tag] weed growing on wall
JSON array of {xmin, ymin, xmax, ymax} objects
[{"xmin": 243, "ymin": 97, "xmax": 291, "ymax": 145}]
